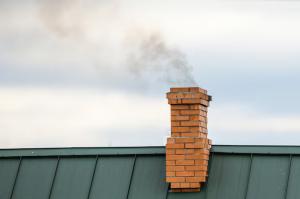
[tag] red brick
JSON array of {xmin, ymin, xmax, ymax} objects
[
  {"xmin": 182, "ymin": 99, "xmax": 202, "ymax": 104},
  {"xmin": 176, "ymin": 160, "xmax": 194, "ymax": 165},
  {"xmin": 171, "ymin": 121, "xmax": 180, "ymax": 126},
  {"xmin": 171, "ymin": 116, "xmax": 189, "ymax": 121},
  {"xmin": 194, "ymin": 149, "xmax": 210, "ymax": 155},
  {"xmin": 176, "ymin": 171, "xmax": 194, "ymax": 177},
  {"xmin": 166, "ymin": 177, "xmax": 185, "ymax": 183},
  {"xmin": 166, "ymin": 171, "xmax": 175, "ymax": 176},
  {"xmin": 171, "ymin": 105, "xmax": 190, "ymax": 110},
  {"xmin": 174, "ymin": 166, "xmax": 185, "ymax": 171},
  {"xmin": 185, "ymin": 149, "xmax": 195, "ymax": 154},
  {"xmin": 172, "ymin": 127, "xmax": 190, "ymax": 132},
  {"xmin": 168, "ymin": 92, "xmax": 206, "ymax": 99},
  {"xmin": 190, "ymin": 115, "xmax": 206, "ymax": 122},
  {"xmin": 166, "ymin": 149, "xmax": 175, "ymax": 155},
  {"xmin": 166, "ymin": 155, "xmax": 185, "ymax": 160},
  {"xmin": 171, "ymin": 132, "xmax": 181, "ymax": 137},
  {"xmin": 185, "ymin": 165, "xmax": 208, "ymax": 171},
  {"xmin": 170, "ymin": 88, "xmax": 190, "ymax": 92},
  {"xmin": 190, "ymin": 105, "xmax": 207, "ymax": 111},
  {"xmin": 171, "ymin": 110, "xmax": 180, "ymax": 116},
  {"xmin": 167, "ymin": 138, "xmax": 175, "ymax": 144},
  {"xmin": 185, "ymin": 155, "xmax": 209, "ymax": 160},
  {"xmin": 181, "ymin": 121, "xmax": 201, "ymax": 127},
  {"xmin": 175, "ymin": 149, "xmax": 185, "ymax": 154},
  {"xmin": 167, "ymin": 165, "xmax": 185, "ymax": 171},
  {"xmin": 180, "ymin": 110, "xmax": 200, "ymax": 115},
  {"xmin": 168, "ymin": 99, "xmax": 180, "ymax": 104},
  {"xmin": 166, "ymin": 143, "xmax": 184, "ymax": 149},
  {"xmin": 170, "ymin": 183, "xmax": 181, "ymax": 188},
  {"xmin": 195, "ymin": 160, "xmax": 208, "ymax": 166},
  {"xmin": 189, "ymin": 87, "xmax": 207, "ymax": 94},
  {"xmin": 190, "ymin": 182, "xmax": 201, "ymax": 188},
  {"xmin": 179, "ymin": 183, "xmax": 190, "ymax": 188},
  {"xmin": 166, "ymin": 161, "xmax": 175, "ymax": 166},
  {"xmin": 186, "ymin": 177, "xmax": 206, "ymax": 182},
  {"xmin": 175, "ymin": 138, "xmax": 194, "ymax": 143},
  {"xmin": 167, "ymin": 93, "xmax": 184, "ymax": 99},
  {"xmin": 194, "ymin": 138, "xmax": 208, "ymax": 144},
  {"xmin": 180, "ymin": 132, "xmax": 206, "ymax": 138},
  {"xmin": 196, "ymin": 93, "xmax": 210, "ymax": 100},
  {"xmin": 195, "ymin": 171, "xmax": 207, "ymax": 177},
  {"xmin": 189, "ymin": 127, "xmax": 202, "ymax": 132},
  {"xmin": 189, "ymin": 105, "xmax": 201, "ymax": 110},
  {"xmin": 185, "ymin": 143, "xmax": 205, "ymax": 149}
]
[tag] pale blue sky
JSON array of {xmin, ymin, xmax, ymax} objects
[{"xmin": 1, "ymin": 0, "xmax": 300, "ymax": 148}]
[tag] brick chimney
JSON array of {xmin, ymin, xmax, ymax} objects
[{"xmin": 166, "ymin": 87, "xmax": 212, "ymax": 192}]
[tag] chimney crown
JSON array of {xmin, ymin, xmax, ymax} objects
[{"xmin": 167, "ymin": 87, "xmax": 212, "ymax": 105}]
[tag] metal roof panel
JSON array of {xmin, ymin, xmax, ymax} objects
[
  {"xmin": 1, "ymin": 146, "xmax": 300, "ymax": 199},
  {"xmin": 11, "ymin": 157, "xmax": 57, "ymax": 199},
  {"xmin": 206, "ymin": 154, "xmax": 251, "ymax": 199},
  {"xmin": 128, "ymin": 155, "xmax": 168, "ymax": 199},
  {"xmin": 246, "ymin": 155, "xmax": 290, "ymax": 199},
  {"xmin": 49, "ymin": 157, "xmax": 96, "ymax": 199},
  {"xmin": 0, "ymin": 158, "xmax": 19, "ymax": 199},
  {"xmin": 89, "ymin": 156, "xmax": 135, "ymax": 199},
  {"xmin": 286, "ymin": 156, "xmax": 300, "ymax": 199}
]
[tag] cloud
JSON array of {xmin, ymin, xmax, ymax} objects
[
  {"xmin": 2, "ymin": 1, "xmax": 300, "ymax": 78},
  {"xmin": 1, "ymin": 86, "xmax": 300, "ymax": 148},
  {"xmin": 1, "ymin": 0, "xmax": 201, "ymax": 89},
  {"xmin": 0, "ymin": 86, "xmax": 169, "ymax": 148},
  {"xmin": 209, "ymin": 103, "xmax": 300, "ymax": 145},
  {"xmin": 1, "ymin": 1, "xmax": 300, "ymax": 147}
]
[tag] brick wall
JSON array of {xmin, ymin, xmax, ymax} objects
[{"xmin": 166, "ymin": 87, "xmax": 212, "ymax": 192}]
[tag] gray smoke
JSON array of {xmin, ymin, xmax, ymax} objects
[
  {"xmin": 125, "ymin": 31, "xmax": 196, "ymax": 86},
  {"xmin": 37, "ymin": 0, "xmax": 197, "ymax": 86}
]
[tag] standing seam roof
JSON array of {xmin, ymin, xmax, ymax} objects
[{"xmin": 1, "ymin": 145, "xmax": 300, "ymax": 199}]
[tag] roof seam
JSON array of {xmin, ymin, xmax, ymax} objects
[
  {"xmin": 243, "ymin": 154, "xmax": 253, "ymax": 199},
  {"xmin": 9, "ymin": 157, "xmax": 22, "ymax": 199},
  {"xmin": 126, "ymin": 154, "xmax": 136, "ymax": 199},
  {"xmin": 48, "ymin": 156, "xmax": 60, "ymax": 199},
  {"xmin": 284, "ymin": 154, "xmax": 293, "ymax": 199},
  {"xmin": 86, "ymin": 155, "xmax": 98, "ymax": 199}
]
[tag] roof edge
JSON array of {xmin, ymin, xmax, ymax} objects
[
  {"xmin": 0, "ymin": 146, "xmax": 165, "ymax": 157},
  {"xmin": 1, "ymin": 145, "xmax": 300, "ymax": 157},
  {"xmin": 212, "ymin": 145, "xmax": 300, "ymax": 155}
]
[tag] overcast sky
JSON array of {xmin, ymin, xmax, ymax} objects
[{"xmin": 1, "ymin": 0, "xmax": 300, "ymax": 148}]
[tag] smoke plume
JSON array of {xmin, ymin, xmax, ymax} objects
[
  {"xmin": 125, "ymin": 30, "xmax": 196, "ymax": 86},
  {"xmin": 37, "ymin": 0, "xmax": 197, "ymax": 87}
]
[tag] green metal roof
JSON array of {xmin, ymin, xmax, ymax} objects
[{"xmin": 1, "ymin": 145, "xmax": 300, "ymax": 199}]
